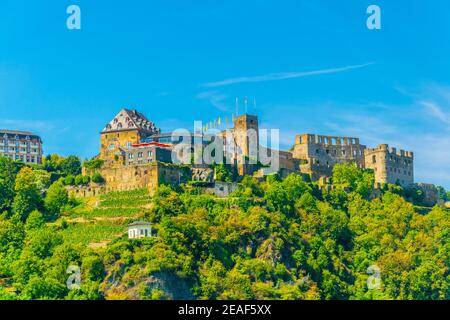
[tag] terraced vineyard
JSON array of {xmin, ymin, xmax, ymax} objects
[{"xmin": 60, "ymin": 188, "xmax": 152, "ymax": 247}]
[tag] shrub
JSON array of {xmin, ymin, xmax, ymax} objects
[{"xmin": 91, "ymin": 173, "xmax": 104, "ymax": 184}]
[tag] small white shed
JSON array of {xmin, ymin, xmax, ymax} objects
[{"xmin": 128, "ymin": 221, "xmax": 152, "ymax": 239}]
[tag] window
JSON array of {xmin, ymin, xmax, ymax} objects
[
  {"xmin": 144, "ymin": 229, "xmax": 148, "ymax": 237},
  {"xmin": 148, "ymin": 150, "xmax": 153, "ymax": 157},
  {"xmin": 138, "ymin": 152, "xmax": 143, "ymax": 158},
  {"xmin": 372, "ymin": 155, "xmax": 376, "ymax": 164},
  {"xmin": 128, "ymin": 153, "xmax": 134, "ymax": 159},
  {"xmin": 140, "ymin": 229, "xmax": 144, "ymax": 235}
]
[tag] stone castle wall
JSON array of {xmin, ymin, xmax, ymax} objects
[
  {"xmin": 67, "ymin": 185, "xmax": 106, "ymax": 198},
  {"xmin": 100, "ymin": 130, "xmax": 141, "ymax": 165},
  {"xmin": 292, "ymin": 133, "xmax": 366, "ymax": 180},
  {"xmin": 100, "ymin": 162, "xmax": 189, "ymax": 195},
  {"xmin": 364, "ymin": 144, "xmax": 414, "ymax": 187}
]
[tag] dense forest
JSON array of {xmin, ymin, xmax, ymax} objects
[{"xmin": 0, "ymin": 155, "xmax": 449, "ymax": 300}]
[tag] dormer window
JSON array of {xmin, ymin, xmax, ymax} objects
[{"xmin": 117, "ymin": 122, "xmax": 123, "ymax": 129}]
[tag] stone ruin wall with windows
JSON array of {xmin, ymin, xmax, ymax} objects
[
  {"xmin": 364, "ymin": 144, "xmax": 414, "ymax": 187},
  {"xmin": 291, "ymin": 133, "xmax": 414, "ymax": 187},
  {"xmin": 292, "ymin": 133, "xmax": 367, "ymax": 181}
]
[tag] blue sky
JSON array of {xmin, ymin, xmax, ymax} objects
[{"xmin": 1, "ymin": 0, "xmax": 449, "ymax": 188}]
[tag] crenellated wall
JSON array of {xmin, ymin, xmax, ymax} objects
[
  {"xmin": 364, "ymin": 144, "xmax": 414, "ymax": 187},
  {"xmin": 292, "ymin": 133, "xmax": 366, "ymax": 180}
]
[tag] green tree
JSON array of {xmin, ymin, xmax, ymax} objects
[
  {"xmin": 436, "ymin": 186, "xmax": 448, "ymax": 202},
  {"xmin": 332, "ymin": 163, "xmax": 374, "ymax": 198},
  {"xmin": 12, "ymin": 167, "xmax": 43, "ymax": 221},
  {"xmin": 44, "ymin": 181, "xmax": 69, "ymax": 219},
  {"xmin": 74, "ymin": 174, "xmax": 85, "ymax": 186},
  {"xmin": 0, "ymin": 157, "xmax": 17, "ymax": 213},
  {"xmin": 63, "ymin": 175, "xmax": 76, "ymax": 186},
  {"xmin": 82, "ymin": 255, "xmax": 106, "ymax": 282},
  {"xmin": 25, "ymin": 210, "xmax": 45, "ymax": 231},
  {"xmin": 59, "ymin": 156, "xmax": 81, "ymax": 176},
  {"xmin": 33, "ymin": 169, "xmax": 51, "ymax": 192},
  {"xmin": 83, "ymin": 158, "xmax": 104, "ymax": 170},
  {"xmin": 91, "ymin": 173, "xmax": 104, "ymax": 183},
  {"xmin": 43, "ymin": 154, "xmax": 63, "ymax": 172},
  {"xmin": 214, "ymin": 164, "xmax": 233, "ymax": 182}
]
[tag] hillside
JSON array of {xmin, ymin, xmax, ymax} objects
[{"xmin": 0, "ymin": 160, "xmax": 449, "ymax": 300}]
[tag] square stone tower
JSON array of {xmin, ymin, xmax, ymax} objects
[{"xmin": 232, "ymin": 114, "xmax": 259, "ymax": 175}]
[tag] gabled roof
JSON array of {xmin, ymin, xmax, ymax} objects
[
  {"xmin": 0, "ymin": 129, "xmax": 42, "ymax": 142},
  {"xmin": 128, "ymin": 220, "xmax": 152, "ymax": 227},
  {"xmin": 101, "ymin": 108, "xmax": 161, "ymax": 135},
  {"xmin": 0, "ymin": 129, "xmax": 34, "ymax": 135}
]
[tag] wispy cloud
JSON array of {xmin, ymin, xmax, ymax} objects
[
  {"xmin": 196, "ymin": 91, "xmax": 230, "ymax": 111},
  {"xmin": 0, "ymin": 119, "xmax": 55, "ymax": 133},
  {"xmin": 420, "ymin": 100, "xmax": 450, "ymax": 125},
  {"xmin": 202, "ymin": 62, "xmax": 375, "ymax": 88},
  {"xmin": 397, "ymin": 83, "xmax": 450, "ymax": 128}
]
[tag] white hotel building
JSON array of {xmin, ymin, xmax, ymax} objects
[{"xmin": 0, "ymin": 129, "xmax": 43, "ymax": 164}]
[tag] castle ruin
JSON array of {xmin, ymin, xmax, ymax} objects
[{"xmin": 73, "ymin": 108, "xmax": 417, "ymax": 197}]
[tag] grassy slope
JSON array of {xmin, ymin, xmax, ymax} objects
[{"xmin": 57, "ymin": 188, "xmax": 152, "ymax": 247}]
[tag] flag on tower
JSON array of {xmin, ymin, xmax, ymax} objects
[{"xmin": 244, "ymin": 96, "xmax": 248, "ymax": 114}]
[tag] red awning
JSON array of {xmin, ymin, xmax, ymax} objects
[{"xmin": 131, "ymin": 141, "xmax": 172, "ymax": 149}]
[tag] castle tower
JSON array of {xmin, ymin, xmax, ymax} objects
[
  {"xmin": 100, "ymin": 108, "xmax": 160, "ymax": 165},
  {"xmin": 233, "ymin": 114, "xmax": 259, "ymax": 157},
  {"xmin": 232, "ymin": 114, "xmax": 259, "ymax": 175},
  {"xmin": 364, "ymin": 144, "xmax": 414, "ymax": 187}
]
